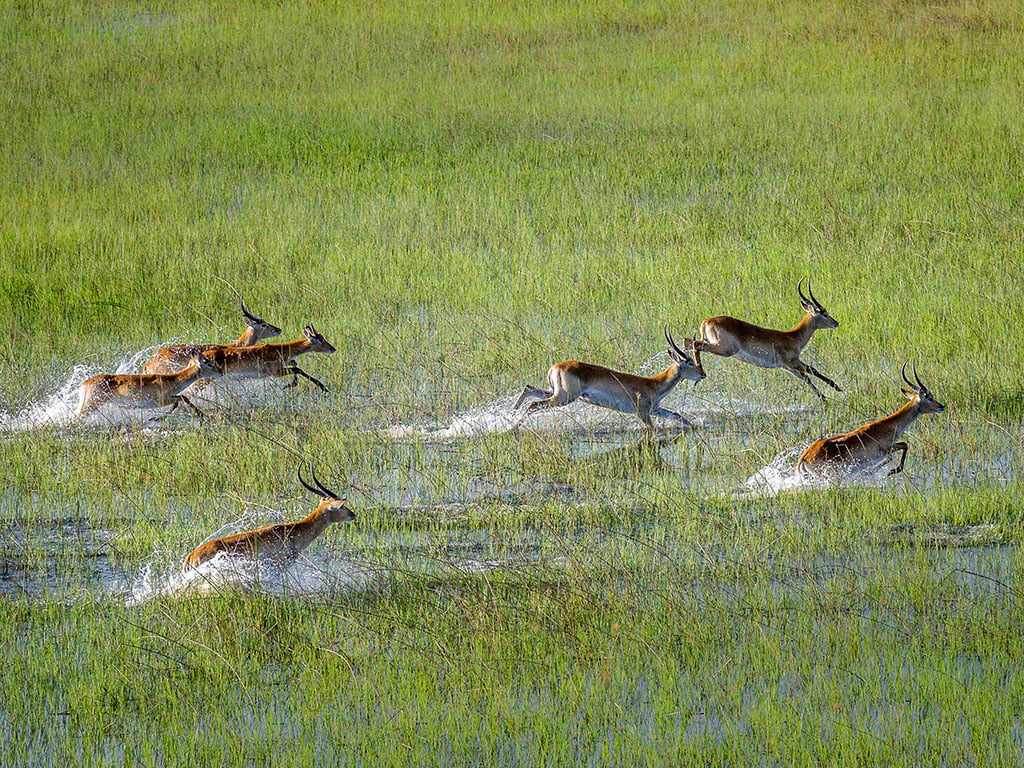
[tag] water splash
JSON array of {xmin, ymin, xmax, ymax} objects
[
  {"xmin": 380, "ymin": 394, "xmax": 518, "ymax": 440},
  {"xmin": 380, "ymin": 393, "xmax": 662, "ymax": 441},
  {"xmin": 743, "ymin": 447, "xmax": 895, "ymax": 497},
  {"xmin": 0, "ymin": 345, "xmax": 170, "ymax": 430},
  {"xmin": 118, "ymin": 509, "xmax": 373, "ymax": 605},
  {"xmin": 0, "ymin": 364, "xmax": 96, "ymax": 429},
  {"xmin": 0, "ymin": 342, "xmax": 321, "ymax": 431},
  {"xmin": 380, "ymin": 381, "xmax": 810, "ymax": 443},
  {"xmin": 120, "ymin": 548, "xmax": 374, "ymax": 605}
]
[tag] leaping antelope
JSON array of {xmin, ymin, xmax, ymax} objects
[
  {"xmin": 202, "ymin": 324, "xmax": 335, "ymax": 392},
  {"xmin": 513, "ymin": 328, "xmax": 706, "ymax": 429},
  {"xmin": 797, "ymin": 364, "xmax": 945, "ymax": 477},
  {"xmin": 77, "ymin": 354, "xmax": 223, "ymax": 420},
  {"xmin": 182, "ymin": 466, "xmax": 354, "ymax": 572},
  {"xmin": 689, "ymin": 279, "xmax": 841, "ymax": 400},
  {"xmin": 142, "ymin": 299, "xmax": 282, "ymax": 375}
]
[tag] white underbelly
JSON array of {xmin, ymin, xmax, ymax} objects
[
  {"xmin": 734, "ymin": 348, "xmax": 780, "ymax": 368},
  {"xmin": 580, "ymin": 389, "xmax": 635, "ymax": 413}
]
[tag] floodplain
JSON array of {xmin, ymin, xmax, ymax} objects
[{"xmin": 2, "ymin": 1, "xmax": 1023, "ymax": 765}]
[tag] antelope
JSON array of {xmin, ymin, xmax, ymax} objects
[
  {"xmin": 689, "ymin": 279, "xmax": 841, "ymax": 400},
  {"xmin": 513, "ymin": 328, "xmax": 706, "ymax": 429},
  {"xmin": 202, "ymin": 324, "xmax": 335, "ymax": 392},
  {"xmin": 76, "ymin": 354, "xmax": 223, "ymax": 419},
  {"xmin": 142, "ymin": 299, "xmax": 282, "ymax": 375},
  {"xmin": 182, "ymin": 466, "xmax": 354, "ymax": 572},
  {"xmin": 797, "ymin": 364, "xmax": 945, "ymax": 477}
]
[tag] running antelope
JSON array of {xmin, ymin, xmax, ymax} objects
[
  {"xmin": 797, "ymin": 364, "xmax": 945, "ymax": 477},
  {"xmin": 182, "ymin": 466, "xmax": 354, "ymax": 572},
  {"xmin": 513, "ymin": 328, "xmax": 706, "ymax": 429},
  {"xmin": 142, "ymin": 299, "xmax": 282, "ymax": 375},
  {"xmin": 77, "ymin": 354, "xmax": 223, "ymax": 419},
  {"xmin": 689, "ymin": 279, "xmax": 841, "ymax": 400},
  {"xmin": 203, "ymin": 324, "xmax": 335, "ymax": 392}
]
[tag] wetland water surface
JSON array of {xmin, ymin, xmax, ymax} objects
[
  {"xmin": 1, "ymin": 359, "xmax": 1018, "ymax": 605},
  {"xmin": 1, "ymin": 508, "xmax": 1014, "ymax": 608}
]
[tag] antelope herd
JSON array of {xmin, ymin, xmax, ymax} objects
[{"xmin": 69, "ymin": 284, "xmax": 945, "ymax": 570}]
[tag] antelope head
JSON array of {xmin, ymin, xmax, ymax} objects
[
  {"xmin": 901, "ymin": 363, "xmax": 945, "ymax": 413},
  {"xmin": 303, "ymin": 324, "xmax": 336, "ymax": 354},
  {"xmin": 665, "ymin": 327, "xmax": 705, "ymax": 384},
  {"xmin": 239, "ymin": 298, "xmax": 282, "ymax": 339},
  {"xmin": 298, "ymin": 465, "xmax": 354, "ymax": 523},
  {"xmin": 798, "ymin": 278, "xmax": 839, "ymax": 330}
]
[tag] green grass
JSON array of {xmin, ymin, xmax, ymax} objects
[{"xmin": 2, "ymin": 0, "xmax": 1023, "ymax": 764}]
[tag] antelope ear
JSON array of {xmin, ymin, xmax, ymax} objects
[{"xmin": 901, "ymin": 388, "xmax": 916, "ymax": 399}]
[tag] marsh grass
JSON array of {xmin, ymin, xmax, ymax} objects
[{"xmin": 2, "ymin": 0, "xmax": 1024, "ymax": 764}]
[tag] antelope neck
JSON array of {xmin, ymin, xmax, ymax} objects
[
  {"xmin": 650, "ymin": 363, "xmax": 686, "ymax": 394},
  {"xmin": 297, "ymin": 505, "xmax": 335, "ymax": 535},
  {"xmin": 874, "ymin": 397, "xmax": 925, "ymax": 440},
  {"xmin": 234, "ymin": 327, "xmax": 261, "ymax": 346},
  {"xmin": 786, "ymin": 312, "xmax": 819, "ymax": 348}
]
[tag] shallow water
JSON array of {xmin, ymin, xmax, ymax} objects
[
  {"xmin": 381, "ymin": 378, "xmax": 813, "ymax": 444},
  {"xmin": 1, "ymin": 353, "xmax": 1020, "ymax": 605},
  {"xmin": 1, "ymin": 510, "xmax": 1015, "ymax": 606}
]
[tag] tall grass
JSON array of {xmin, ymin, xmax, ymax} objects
[{"xmin": 1, "ymin": 0, "xmax": 1023, "ymax": 764}]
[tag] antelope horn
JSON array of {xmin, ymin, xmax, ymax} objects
[
  {"xmin": 239, "ymin": 298, "xmax": 262, "ymax": 322},
  {"xmin": 797, "ymin": 277, "xmax": 810, "ymax": 305},
  {"xmin": 901, "ymin": 362, "xmax": 915, "ymax": 390},
  {"xmin": 807, "ymin": 280, "xmax": 822, "ymax": 308},
  {"xmin": 664, "ymin": 327, "xmax": 691, "ymax": 362},
  {"xmin": 913, "ymin": 363, "xmax": 925, "ymax": 391},
  {"xmin": 310, "ymin": 464, "xmax": 339, "ymax": 499},
  {"xmin": 297, "ymin": 465, "xmax": 323, "ymax": 497}
]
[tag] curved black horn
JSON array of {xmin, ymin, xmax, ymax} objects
[
  {"xmin": 807, "ymin": 280, "xmax": 821, "ymax": 308},
  {"xmin": 797, "ymin": 277, "xmax": 809, "ymax": 305},
  {"xmin": 239, "ymin": 298, "xmax": 261, "ymax": 322},
  {"xmin": 297, "ymin": 465, "xmax": 323, "ymax": 497},
  {"xmin": 309, "ymin": 464, "xmax": 338, "ymax": 499},
  {"xmin": 901, "ymin": 362, "xmax": 915, "ymax": 390},
  {"xmin": 664, "ymin": 327, "xmax": 689, "ymax": 360},
  {"xmin": 912, "ymin": 364, "xmax": 925, "ymax": 390}
]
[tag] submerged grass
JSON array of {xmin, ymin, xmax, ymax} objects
[{"xmin": 2, "ymin": 0, "xmax": 1023, "ymax": 764}]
